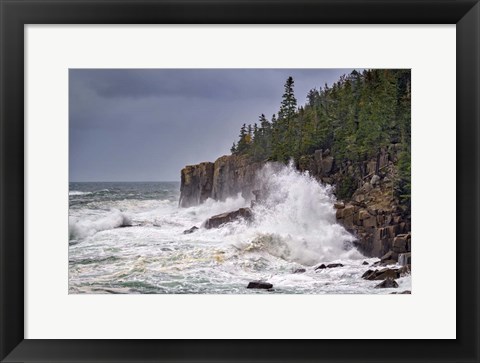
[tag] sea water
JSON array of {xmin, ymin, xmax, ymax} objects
[{"xmin": 69, "ymin": 164, "xmax": 411, "ymax": 294}]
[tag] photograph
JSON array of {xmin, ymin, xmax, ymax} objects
[{"xmin": 69, "ymin": 68, "xmax": 411, "ymax": 294}]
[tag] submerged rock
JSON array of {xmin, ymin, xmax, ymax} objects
[
  {"xmin": 293, "ymin": 268, "xmax": 306, "ymax": 274},
  {"xmin": 247, "ymin": 281, "xmax": 273, "ymax": 289},
  {"xmin": 375, "ymin": 277, "xmax": 399, "ymax": 288},
  {"xmin": 362, "ymin": 261, "xmax": 369, "ymax": 265},
  {"xmin": 117, "ymin": 221, "xmax": 139, "ymax": 228},
  {"xmin": 315, "ymin": 263, "xmax": 344, "ymax": 271},
  {"xmin": 204, "ymin": 207, "xmax": 253, "ymax": 229},
  {"xmin": 390, "ymin": 290, "xmax": 411, "ymax": 294},
  {"xmin": 183, "ymin": 226, "xmax": 199, "ymax": 234}
]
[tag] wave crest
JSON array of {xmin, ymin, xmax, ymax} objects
[
  {"xmin": 69, "ymin": 210, "xmax": 132, "ymax": 240},
  {"xmin": 223, "ymin": 162, "xmax": 362, "ymax": 265}
]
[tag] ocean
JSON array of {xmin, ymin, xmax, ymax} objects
[{"xmin": 68, "ymin": 164, "xmax": 411, "ymax": 294}]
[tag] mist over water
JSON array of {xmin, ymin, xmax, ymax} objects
[{"xmin": 68, "ymin": 165, "xmax": 411, "ymax": 294}]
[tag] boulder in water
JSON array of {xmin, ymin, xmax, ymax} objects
[
  {"xmin": 247, "ymin": 281, "xmax": 273, "ymax": 289},
  {"xmin": 183, "ymin": 226, "xmax": 199, "ymax": 234},
  {"xmin": 204, "ymin": 207, "xmax": 253, "ymax": 229},
  {"xmin": 293, "ymin": 268, "xmax": 306, "ymax": 274},
  {"xmin": 362, "ymin": 267, "xmax": 401, "ymax": 280},
  {"xmin": 375, "ymin": 277, "xmax": 399, "ymax": 288},
  {"xmin": 315, "ymin": 263, "xmax": 344, "ymax": 271},
  {"xmin": 117, "ymin": 221, "xmax": 137, "ymax": 228},
  {"xmin": 362, "ymin": 261, "xmax": 369, "ymax": 265}
]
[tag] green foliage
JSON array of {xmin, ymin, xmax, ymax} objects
[
  {"xmin": 235, "ymin": 123, "xmax": 249, "ymax": 154},
  {"xmin": 397, "ymin": 148, "xmax": 411, "ymax": 211},
  {"xmin": 336, "ymin": 174, "xmax": 357, "ymax": 200},
  {"xmin": 230, "ymin": 71, "xmax": 411, "ymax": 206}
]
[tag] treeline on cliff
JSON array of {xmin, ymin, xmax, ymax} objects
[{"xmin": 230, "ymin": 69, "xmax": 411, "ymax": 206}]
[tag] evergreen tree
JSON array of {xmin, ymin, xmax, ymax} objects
[
  {"xmin": 228, "ymin": 69, "xmax": 411, "ymax": 208},
  {"xmin": 274, "ymin": 76, "xmax": 298, "ymax": 161},
  {"xmin": 278, "ymin": 76, "xmax": 297, "ymax": 121},
  {"xmin": 237, "ymin": 123, "xmax": 248, "ymax": 153}
]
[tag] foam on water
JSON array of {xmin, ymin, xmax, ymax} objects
[
  {"xmin": 69, "ymin": 209, "xmax": 132, "ymax": 240},
  {"xmin": 215, "ymin": 162, "xmax": 360, "ymax": 265},
  {"xmin": 69, "ymin": 190, "xmax": 92, "ymax": 196},
  {"xmin": 68, "ymin": 168, "xmax": 411, "ymax": 294}
]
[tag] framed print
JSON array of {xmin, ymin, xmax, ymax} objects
[{"xmin": 1, "ymin": 0, "xmax": 479, "ymax": 362}]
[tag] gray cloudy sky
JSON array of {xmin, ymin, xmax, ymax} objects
[{"xmin": 69, "ymin": 69, "xmax": 359, "ymax": 182}]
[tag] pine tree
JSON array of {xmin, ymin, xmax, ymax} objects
[
  {"xmin": 227, "ymin": 69, "xmax": 411, "ymax": 209},
  {"xmin": 237, "ymin": 123, "xmax": 248, "ymax": 153},
  {"xmin": 272, "ymin": 77, "xmax": 298, "ymax": 162},
  {"xmin": 279, "ymin": 76, "xmax": 297, "ymax": 121}
]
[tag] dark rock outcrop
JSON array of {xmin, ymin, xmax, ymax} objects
[
  {"xmin": 204, "ymin": 208, "xmax": 253, "ymax": 229},
  {"xmin": 362, "ymin": 265, "xmax": 411, "ymax": 281},
  {"xmin": 247, "ymin": 281, "xmax": 273, "ymax": 289},
  {"xmin": 362, "ymin": 268, "xmax": 398, "ymax": 280},
  {"xmin": 392, "ymin": 234, "xmax": 410, "ymax": 253},
  {"xmin": 375, "ymin": 277, "xmax": 399, "ymax": 288},
  {"xmin": 179, "ymin": 162, "xmax": 214, "ymax": 207},
  {"xmin": 183, "ymin": 226, "xmax": 199, "ymax": 234},
  {"xmin": 315, "ymin": 263, "xmax": 344, "ymax": 271},
  {"xmin": 212, "ymin": 155, "xmax": 264, "ymax": 201},
  {"xmin": 179, "ymin": 155, "xmax": 264, "ymax": 208},
  {"xmin": 179, "ymin": 147, "xmax": 411, "ymax": 261},
  {"xmin": 324, "ymin": 146, "xmax": 411, "ymax": 259}
]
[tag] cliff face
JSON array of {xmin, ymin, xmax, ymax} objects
[
  {"xmin": 179, "ymin": 162, "xmax": 214, "ymax": 207},
  {"xmin": 335, "ymin": 179, "xmax": 411, "ymax": 257},
  {"xmin": 303, "ymin": 146, "xmax": 411, "ymax": 258},
  {"xmin": 212, "ymin": 155, "xmax": 264, "ymax": 201},
  {"xmin": 179, "ymin": 146, "xmax": 411, "ymax": 259},
  {"xmin": 179, "ymin": 155, "xmax": 263, "ymax": 207}
]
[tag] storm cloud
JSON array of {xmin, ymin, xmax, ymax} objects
[{"xmin": 69, "ymin": 69, "xmax": 359, "ymax": 181}]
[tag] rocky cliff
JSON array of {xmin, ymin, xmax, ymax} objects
[
  {"xmin": 299, "ymin": 146, "xmax": 411, "ymax": 259},
  {"xmin": 179, "ymin": 154, "xmax": 264, "ymax": 207},
  {"xmin": 179, "ymin": 162, "xmax": 214, "ymax": 207},
  {"xmin": 179, "ymin": 145, "xmax": 411, "ymax": 259}
]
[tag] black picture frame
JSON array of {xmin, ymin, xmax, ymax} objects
[{"xmin": 1, "ymin": 1, "xmax": 479, "ymax": 362}]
